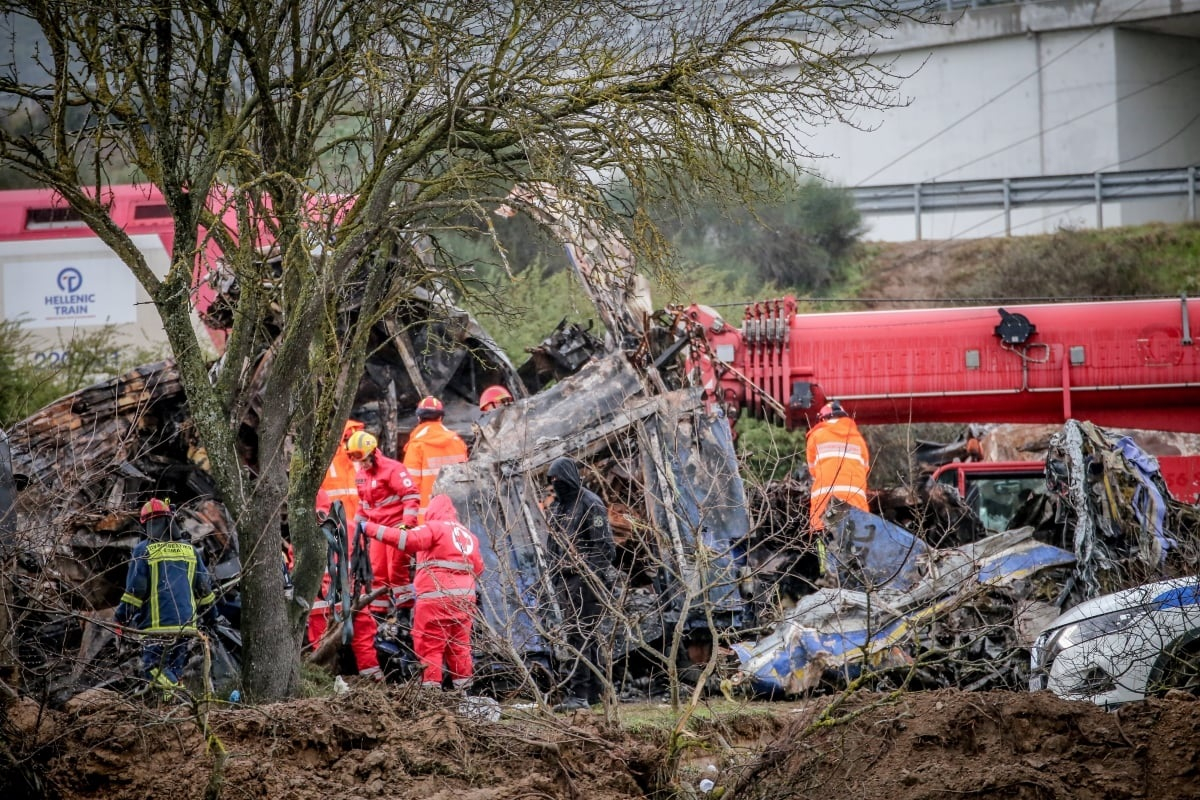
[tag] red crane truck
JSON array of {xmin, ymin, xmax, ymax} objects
[{"xmin": 678, "ymin": 296, "xmax": 1200, "ymax": 509}]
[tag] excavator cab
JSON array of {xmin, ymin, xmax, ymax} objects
[{"xmin": 932, "ymin": 461, "xmax": 1047, "ymax": 533}]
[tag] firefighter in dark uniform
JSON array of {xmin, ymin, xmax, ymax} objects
[
  {"xmin": 545, "ymin": 457, "xmax": 616, "ymax": 711},
  {"xmin": 115, "ymin": 498, "xmax": 217, "ymax": 696}
]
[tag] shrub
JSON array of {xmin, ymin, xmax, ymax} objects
[{"xmin": 0, "ymin": 320, "xmax": 163, "ymax": 426}]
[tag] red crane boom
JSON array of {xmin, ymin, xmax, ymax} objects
[{"xmin": 683, "ymin": 296, "xmax": 1200, "ymax": 433}]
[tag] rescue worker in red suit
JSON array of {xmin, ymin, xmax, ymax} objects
[
  {"xmin": 346, "ymin": 430, "xmax": 421, "ymax": 616},
  {"xmin": 307, "ymin": 487, "xmax": 384, "ymax": 679},
  {"xmin": 363, "ymin": 494, "xmax": 484, "ymax": 690},
  {"xmin": 806, "ymin": 400, "xmax": 870, "ymax": 532},
  {"xmin": 403, "ymin": 397, "xmax": 468, "ymax": 524}
]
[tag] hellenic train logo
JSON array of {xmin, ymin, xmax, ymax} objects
[
  {"xmin": 57, "ymin": 267, "xmax": 83, "ymax": 293},
  {"xmin": 45, "ymin": 266, "xmax": 96, "ymax": 318}
]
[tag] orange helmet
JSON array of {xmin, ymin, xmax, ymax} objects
[
  {"xmin": 479, "ymin": 385, "xmax": 514, "ymax": 412},
  {"xmin": 345, "ymin": 430, "xmax": 378, "ymax": 462},
  {"xmin": 340, "ymin": 419, "xmax": 365, "ymax": 443},
  {"xmin": 817, "ymin": 400, "xmax": 847, "ymax": 422},
  {"xmin": 416, "ymin": 396, "xmax": 444, "ymax": 421},
  {"xmin": 140, "ymin": 497, "xmax": 172, "ymax": 523}
]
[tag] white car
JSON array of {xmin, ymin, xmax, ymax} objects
[{"xmin": 1030, "ymin": 577, "xmax": 1200, "ymax": 707}]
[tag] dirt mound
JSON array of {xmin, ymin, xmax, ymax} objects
[
  {"xmin": 733, "ymin": 689, "xmax": 1200, "ymax": 800},
  {"xmin": 10, "ymin": 686, "xmax": 663, "ymax": 800},
  {"xmin": 10, "ymin": 687, "xmax": 1200, "ymax": 799}
]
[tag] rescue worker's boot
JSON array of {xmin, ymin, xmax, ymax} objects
[
  {"xmin": 553, "ymin": 695, "xmax": 589, "ymax": 712},
  {"xmin": 149, "ymin": 667, "xmax": 181, "ymax": 701}
]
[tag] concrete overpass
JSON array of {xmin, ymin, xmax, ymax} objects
[{"xmin": 800, "ymin": 0, "xmax": 1200, "ymax": 240}]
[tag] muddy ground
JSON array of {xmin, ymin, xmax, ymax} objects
[
  {"xmin": 6, "ymin": 685, "xmax": 1200, "ymax": 799},
  {"xmin": 734, "ymin": 690, "xmax": 1200, "ymax": 800}
]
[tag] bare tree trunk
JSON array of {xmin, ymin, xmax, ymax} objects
[
  {"xmin": 237, "ymin": 497, "xmax": 297, "ymax": 699},
  {"xmin": 0, "ymin": 432, "xmax": 16, "ymax": 691}
]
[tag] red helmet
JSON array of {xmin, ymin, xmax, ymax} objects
[
  {"xmin": 479, "ymin": 385, "xmax": 514, "ymax": 412},
  {"xmin": 416, "ymin": 396, "xmax": 444, "ymax": 421},
  {"xmin": 817, "ymin": 400, "xmax": 847, "ymax": 422},
  {"xmin": 140, "ymin": 497, "xmax": 172, "ymax": 523}
]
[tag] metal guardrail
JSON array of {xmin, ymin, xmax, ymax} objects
[{"xmin": 849, "ymin": 166, "xmax": 1200, "ymax": 239}]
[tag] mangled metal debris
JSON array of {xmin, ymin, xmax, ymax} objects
[
  {"xmin": 9, "ymin": 309, "xmax": 1200, "ymax": 703},
  {"xmin": 5, "ymin": 178, "xmax": 1200, "ymax": 706},
  {"xmin": 726, "ymin": 422, "xmax": 1200, "ymax": 699},
  {"xmin": 437, "ymin": 352, "xmax": 752, "ymax": 691},
  {"xmin": 729, "ymin": 507, "xmax": 1077, "ymax": 697}
]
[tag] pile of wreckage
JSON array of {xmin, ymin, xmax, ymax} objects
[
  {"xmin": 5, "ymin": 312, "xmax": 1199, "ymax": 704},
  {"xmin": 3, "ymin": 184, "xmax": 1199, "ymax": 704}
]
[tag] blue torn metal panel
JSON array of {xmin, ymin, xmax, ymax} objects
[
  {"xmin": 649, "ymin": 395, "xmax": 751, "ymax": 632},
  {"xmin": 731, "ymin": 510, "xmax": 1077, "ymax": 698},
  {"xmin": 977, "ymin": 543, "xmax": 1077, "ymax": 585},
  {"xmin": 826, "ymin": 507, "xmax": 929, "ymax": 592}
]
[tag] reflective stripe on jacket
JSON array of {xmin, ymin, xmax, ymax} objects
[
  {"xmin": 355, "ymin": 452, "xmax": 420, "ymax": 527},
  {"xmin": 806, "ymin": 417, "xmax": 871, "ymax": 529},
  {"xmin": 322, "ymin": 420, "xmax": 365, "ymax": 523},
  {"xmin": 116, "ymin": 539, "xmax": 216, "ymax": 633},
  {"xmin": 403, "ymin": 421, "xmax": 468, "ymax": 523}
]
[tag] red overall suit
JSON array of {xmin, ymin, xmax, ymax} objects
[
  {"xmin": 806, "ymin": 416, "xmax": 870, "ymax": 531},
  {"xmin": 308, "ymin": 488, "xmax": 382, "ymax": 676},
  {"xmin": 403, "ymin": 419, "xmax": 468, "ymax": 524},
  {"xmin": 365, "ymin": 494, "xmax": 483, "ymax": 688},
  {"xmin": 355, "ymin": 451, "xmax": 420, "ymax": 611}
]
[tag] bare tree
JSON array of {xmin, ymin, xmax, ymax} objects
[{"xmin": 0, "ymin": 0, "xmax": 925, "ymax": 700}]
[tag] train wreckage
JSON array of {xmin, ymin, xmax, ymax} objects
[{"xmin": 3, "ymin": 184, "xmax": 1200, "ymax": 704}]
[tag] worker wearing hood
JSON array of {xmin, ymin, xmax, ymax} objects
[
  {"xmin": 364, "ymin": 494, "xmax": 483, "ymax": 689},
  {"xmin": 545, "ymin": 457, "xmax": 616, "ymax": 710}
]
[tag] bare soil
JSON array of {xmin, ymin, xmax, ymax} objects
[
  {"xmin": 731, "ymin": 689, "xmax": 1200, "ymax": 800},
  {"xmin": 7, "ymin": 685, "xmax": 1200, "ymax": 799},
  {"xmin": 8, "ymin": 684, "xmax": 668, "ymax": 800}
]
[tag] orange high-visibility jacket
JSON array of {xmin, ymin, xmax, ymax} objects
[
  {"xmin": 321, "ymin": 420, "xmax": 364, "ymax": 523},
  {"xmin": 403, "ymin": 420, "xmax": 468, "ymax": 523},
  {"xmin": 806, "ymin": 417, "xmax": 870, "ymax": 530}
]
